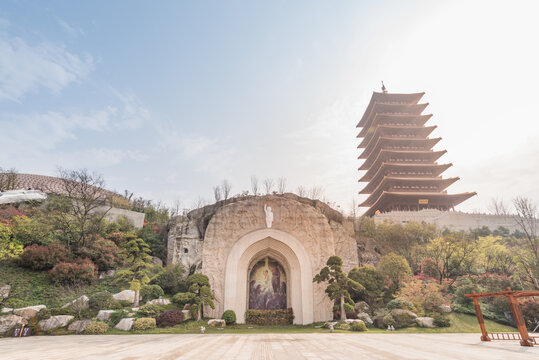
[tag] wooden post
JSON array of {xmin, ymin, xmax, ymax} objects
[
  {"xmin": 507, "ymin": 291, "xmax": 533, "ymax": 347},
  {"xmin": 471, "ymin": 291, "xmax": 490, "ymax": 342}
]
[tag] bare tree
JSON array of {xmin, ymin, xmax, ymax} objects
[
  {"xmin": 513, "ymin": 196, "xmax": 539, "ymax": 289},
  {"xmin": 350, "ymin": 198, "xmax": 358, "ymax": 218},
  {"xmin": 250, "ymin": 176, "xmax": 259, "ymax": 196},
  {"xmin": 213, "ymin": 186, "xmax": 222, "ymax": 202},
  {"xmin": 170, "ymin": 198, "xmax": 182, "ymax": 217},
  {"xmin": 0, "ymin": 167, "xmax": 18, "ymax": 191},
  {"xmin": 309, "ymin": 186, "xmax": 324, "ymax": 200},
  {"xmin": 488, "ymin": 197, "xmax": 510, "ymax": 216},
  {"xmin": 296, "ymin": 186, "xmax": 307, "ymax": 197},
  {"xmin": 194, "ymin": 196, "xmax": 207, "ymax": 209},
  {"xmin": 277, "ymin": 177, "xmax": 287, "ymax": 194},
  {"xmin": 221, "ymin": 180, "xmax": 232, "ymax": 201},
  {"xmin": 263, "ymin": 178, "xmax": 274, "ymax": 194}
]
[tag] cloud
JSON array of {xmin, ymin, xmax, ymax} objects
[
  {"xmin": 56, "ymin": 18, "xmax": 85, "ymax": 37},
  {"xmin": 0, "ymin": 29, "xmax": 93, "ymax": 101}
]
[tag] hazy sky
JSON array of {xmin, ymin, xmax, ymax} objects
[{"xmin": 1, "ymin": 0, "xmax": 538, "ymax": 215}]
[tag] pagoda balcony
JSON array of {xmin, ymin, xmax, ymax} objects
[
  {"xmin": 359, "ymin": 137, "xmax": 441, "ymax": 160},
  {"xmin": 359, "ymin": 149, "xmax": 446, "ymax": 171},
  {"xmin": 357, "ymin": 92, "xmax": 426, "ymax": 128},
  {"xmin": 357, "ymin": 113, "xmax": 432, "ymax": 138},
  {"xmin": 358, "ymin": 125, "xmax": 437, "ymax": 148},
  {"xmin": 359, "ymin": 162, "xmax": 453, "ymax": 183}
]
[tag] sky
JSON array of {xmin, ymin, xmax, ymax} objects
[{"xmin": 1, "ymin": 0, "xmax": 538, "ymax": 215}]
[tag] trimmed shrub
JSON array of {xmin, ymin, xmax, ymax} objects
[
  {"xmin": 152, "ymin": 264, "xmax": 186, "ymax": 295},
  {"xmin": 49, "ymin": 258, "xmax": 97, "ymax": 285},
  {"xmin": 433, "ymin": 314, "xmax": 451, "ymax": 328},
  {"xmin": 109, "ymin": 310, "xmax": 129, "ymax": 327},
  {"xmin": 222, "ymin": 310, "xmax": 236, "ymax": 325},
  {"xmin": 137, "ymin": 304, "xmax": 162, "ymax": 318},
  {"xmin": 391, "ymin": 310, "xmax": 417, "ymax": 329},
  {"xmin": 156, "ymin": 309, "xmax": 184, "ymax": 327},
  {"xmin": 351, "ymin": 321, "xmax": 368, "ymax": 332},
  {"xmin": 89, "ymin": 291, "xmax": 114, "ymax": 311},
  {"xmin": 19, "ymin": 242, "xmax": 72, "ymax": 270},
  {"xmin": 77, "ymin": 238, "xmax": 123, "ymax": 271},
  {"xmin": 189, "ymin": 304, "xmax": 199, "ymax": 319},
  {"xmin": 387, "ymin": 298, "xmax": 415, "ymax": 311},
  {"xmin": 382, "ymin": 314, "xmax": 395, "ymax": 327},
  {"xmin": 335, "ymin": 322, "xmax": 350, "ymax": 330},
  {"xmin": 140, "ymin": 284, "xmax": 165, "ymax": 304},
  {"xmin": 420, "ymin": 258, "xmax": 441, "ymax": 281},
  {"xmin": 172, "ymin": 292, "xmax": 195, "ymax": 307},
  {"xmin": 133, "ymin": 317, "xmax": 156, "ymax": 331},
  {"xmin": 245, "ymin": 308, "xmax": 294, "ymax": 326},
  {"xmin": 85, "ymin": 321, "xmax": 109, "ymax": 334}
]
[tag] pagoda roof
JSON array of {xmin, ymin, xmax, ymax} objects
[
  {"xmin": 359, "ymin": 149, "xmax": 447, "ymax": 171},
  {"xmin": 360, "ymin": 177, "xmax": 460, "ymax": 204},
  {"xmin": 357, "ymin": 113, "xmax": 433, "ymax": 138},
  {"xmin": 358, "ymin": 101, "xmax": 428, "ymax": 128},
  {"xmin": 358, "ymin": 125, "xmax": 437, "ymax": 148},
  {"xmin": 359, "ymin": 162, "xmax": 453, "ymax": 183},
  {"xmin": 359, "ymin": 137, "xmax": 442, "ymax": 160},
  {"xmin": 362, "ymin": 191, "xmax": 477, "ymax": 217},
  {"xmin": 358, "ymin": 92, "xmax": 425, "ymax": 128}
]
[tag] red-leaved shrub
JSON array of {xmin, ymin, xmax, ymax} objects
[
  {"xmin": 519, "ymin": 298, "xmax": 539, "ymax": 330},
  {"xmin": 420, "ymin": 257, "xmax": 441, "ymax": 281},
  {"xmin": 49, "ymin": 258, "xmax": 97, "ymax": 285},
  {"xmin": 77, "ymin": 237, "xmax": 123, "ymax": 271},
  {"xmin": 19, "ymin": 242, "xmax": 72, "ymax": 270},
  {"xmin": 156, "ymin": 309, "xmax": 184, "ymax": 327}
]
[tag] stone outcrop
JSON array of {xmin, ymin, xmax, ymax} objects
[
  {"xmin": 147, "ymin": 298, "xmax": 171, "ymax": 306},
  {"xmin": 39, "ymin": 315, "xmax": 74, "ymax": 332},
  {"xmin": 0, "ymin": 314, "xmax": 23, "ymax": 334},
  {"xmin": 0, "ymin": 284, "xmax": 11, "ymax": 299},
  {"xmin": 68, "ymin": 319, "xmax": 93, "ymax": 334},
  {"xmin": 13, "ymin": 305, "xmax": 46, "ymax": 319},
  {"xmin": 114, "ymin": 318, "xmax": 135, "ymax": 331},
  {"xmin": 97, "ymin": 310, "xmax": 114, "ymax": 321},
  {"xmin": 2, "ymin": 307, "xmax": 13, "ymax": 313},
  {"xmin": 439, "ymin": 305, "xmax": 451, "ymax": 313},
  {"xmin": 356, "ymin": 312, "xmax": 373, "ymax": 325},
  {"xmin": 181, "ymin": 310, "xmax": 190, "ymax": 321},
  {"xmin": 416, "ymin": 317, "xmax": 435, "ymax": 328},
  {"xmin": 113, "ymin": 290, "xmax": 137, "ymax": 303},
  {"xmin": 207, "ymin": 319, "xmax": 226, "ymax": 327},
  {"xmin": 61, "ymin": 295, "xmax": 89, "ymax": 310}
]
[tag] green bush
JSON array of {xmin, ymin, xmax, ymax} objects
[
  {"xmin": 133, "ymin": 317, "xmax": 156, "ymax": 331},
  {"xmin": 137, "ymin": 304, "xmax": 162, "ymax": 317},
  {"xmin": 335, "ymin": 322, "xmax": 350, "ymax": 330},
  {"xmin": 152, "ymin": 264, "xmax": 186, "ymax": 295},
  {"xmin": 189, "ymin": 304, "xmax": 199, "ymax": 319},
  {"xmin": 172, "ymin": 292, "xmax": 195, "ymax": 307},
  {"xmin": 85, "ymin": 321, "xmax": 109, "ymax": 334},
  {"xmin": 156, "ymin": 309, "xmax": 184, "ymax": 327},
  {"xmin": 222, "ymin": 310, "xmax": 236, "ymax": 325},
  {"xmin": 433, "ymin": 314, "xmax": 451, "ymax": 327},
  {"xmin": 391, "ymin": 310, "xmax": 417, "ymax": 329},
  {"xmin": 382, "ymin": 314, "xmax": 395, "ymax": 327},
  {"xmin": 140, "ymin": 284, "xmax": 165, "ymax": 303},
  {"xmin": 351, "ymin": 321, "xmax": 368, "ymax": 332},
  {"xmin": 109, "ymin": 310, "xmax": 129, "ymax": 327},
  {"xmin": 387, "ymin": 298, "xmax": 415, "ymax": 311},
  {"xmin": 245, "ymin": 308, "xmax": 294, "ymax": 326},
  {"xmin": 89, "ymin": 291, "xmax": 114, "ymax": 310},
  {"xmin": 110, "ymin": 301, "xmax": 125, "ymax": 310}
]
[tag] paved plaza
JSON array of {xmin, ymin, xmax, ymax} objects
[{"xmin": 1, "ymin": 333, "xmax": 538, "ymax": 359}]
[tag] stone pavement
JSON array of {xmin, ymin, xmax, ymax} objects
[{"xmin": 1, "ymin": 333, "xmax": 538, "ymax": 359}]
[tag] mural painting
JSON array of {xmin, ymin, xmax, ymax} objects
[{"xmin": 248, "ymin": 257, "xmax": 287, "ymax": 310}]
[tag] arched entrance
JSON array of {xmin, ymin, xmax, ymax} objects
[
  {"xmin": 223, "ymin": 229, "xmax": 314, "ymax": 324},
  {"xmin": 248, "ymin": 256, "xmax": 287, "ymax": 310}
]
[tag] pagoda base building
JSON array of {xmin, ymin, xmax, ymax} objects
[{"xmin": 357, "ymin": 88, "xmax": 476, "ymax": 217}]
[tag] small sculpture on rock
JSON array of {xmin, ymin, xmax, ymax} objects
[{"xmin": 264, "ymin": 204, "xmax": 273, "ymax": 228}]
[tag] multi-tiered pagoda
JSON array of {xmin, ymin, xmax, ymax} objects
[{"xmin": 357, "ymin": 87, "xmax": 476, "ymax": 216}]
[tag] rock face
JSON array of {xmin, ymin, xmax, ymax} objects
[
  {"xmin": 356, "ymin": 312, "xmax": 373, "ymax": 325},
  {"xmin": 113, "ymin": 290, "xmax": 137, "ymax": 303},
  {"xmin": 207, "ymin": 319, "xmax": 226, "ymax": 327},
  {"xmin": 68, "ymin": 319, "xmax": 92, "ymax": 334},
  {"xmin": 147, "ymin": 298, "xmax": 171, "ymax": 306},
  {"xmin": 61, "ymin": 295, "xmax": 89, "ymax": 310},
  {"xmin": 0, "ymin": 284, "xmax": 11, "ymax": 299},
  {"xmin": 39, "ymin": 315, "xmax": 74, "ymax": 332},
  {"xmin": 97, "ymin": 310, "xmax": 114, "ymax": 321},
  {"xmin": 114, "ymin": 318, "xmax": 135, "ymax": 331},
  {"xmin": 13, "ymin": 305, "xmax": 46, "ymax": 319},
  {"xmin": 0, "ymin": 314, "xmax": 23, "ymax": 334},
  {"xmin": 416, "ymin": 317, "xmax": 435, "ymax": 328}
]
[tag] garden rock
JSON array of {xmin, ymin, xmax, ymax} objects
[
  {"xmin": 207, "ymin": 319, "xmax": 226, "ymax": 327},
  {"xmin": 0, "ymin": 314, "xmax": 23, "ymax": 334},
  {"xmin": 0, "ymin": 284, "xmax": 11, "ymax": 299},
  {"xmin": 391, "ymin": 309, "xmax": 418, "ymax": 319},
  {"xmin": 150, "ymin": 256, "xmax": 163, "ymax": 267},
  {"xmin": 323, "ymin": 321, "xmax": 338, "ymax": 329},
  {"xmin": 356, "ymin": 312, "xmax": 373, "ymax": 325},
  {"xmin": 181, "ymin": 310, "xmax": 190, "ymax": 320},
  {"xmin": 114, "ymin": 318, "xmax": 135, "ymax": 331},
  {"xmin": 439, "ymin": 305, "xmax": 451, "ymax": 313},
  {"xmin": 39, "ymin": 315, "xmax": 74, "ymax": 332},
  {"xmin": 98, "ymin": 270, "xmax": 116, "ymax": 279},
  {"xmin": 13, "ymin": 305, "xmax": 46, "ymax": 319},
  {"xmin": 354, "ymin": 301, "xmax": 370, "ymax": 313},
  {"xmin": 416, "ymin": 317, "xmax": 435, "ymax": 328},
  {"xmin": 147, "ymin": 297, "xmax": 171, "ymax": 306},
  {"xmin": 61, "ymin": 295, "xmax": 89, "ymax": 310},
  {"xmin": 68, "ymin": 319, "xmax": 92, "ymax": 334},
  {"xmin": 113, "ymin": 290, "xmax": 137, "ymax": 303},
  {"xmin": 344, "ymin": 319, "xmax": 366, "ymax": 326},
  {"xmin": 97, "ymin": 310, "xmax": 114, "ymax": 321},
  {"xmin": 1, "ymin": 307, "xmax": 13, "ymax": 313}
]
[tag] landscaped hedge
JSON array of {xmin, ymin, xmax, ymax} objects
[{"xmin": 245, "ymin": 308, "xmax": 294, "ymax": 326}]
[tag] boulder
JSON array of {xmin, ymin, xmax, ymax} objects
[
  {"xmin": 207, "ymin": 319, "xmax": 226, "ymax": 327},
  {"xmin": 0, "ymin": 284, "xmax": 11, "ymax": 299},
  {"xmin": 114, "ymin": 318, "xmax": 135, "ymax": 331},
  {"xmin": 150, "ymin": 256, "xmax": 163, "ymax": 267},
  {"xmin": 113, "ymin": 290, "xmax": 137, "ymax": 303},
  {"xmin": 323, "ymin": 321, "xmax": 338, "ymax": 329},
  {"xmin": 344, "ymin": 319, "xmax": 365, "ymax": 325},
  {"xmin": 98, "ymin": 270, "xmax": 116, "ymax": 279},
  {"xmin": 61, "ymin": 295, "xmax": 89, "ymax": 310},
  {"xmin": 354, "ymin": 301, "xmax": 370, "ymax": 313},
  {"xmin": 0, "ymin": 314, "xmax": 23, "ymax": 334},
  {"xmin": 416, "ymin": 317, "xmax": 435, "ymax": 328},
  {"xmin": 39, "ymin": 315, "xmax": 74, "ymax": 332},
  {"xmin": 439, "ymin": 305, "xmax": 452, "ymax": 313},
  {"xmin": 13, "ymin": 305, "xmax": 46, "ymax": 319},
  {"xmin": 97, "ymin": 310, "xmax": 114, "ymax": 321},
  {"xmin": 146, "ymin": 298, "xmax": 171, "ymax": 306},
  {"xmin": 181, "ymin": 310, "xmax": 190, "ymax": 321},
  {"xmin": 68, "ymin": 319, "xmax": 92, "ymax": 334},
  {"xmin": 356, "ymin": 312, "xmax": 373, "ymax": 325},
  {"xmin": 1, "ymin": 307, "xmax": 13, "ymax": 314},
  {"xmin": 391, "ymin": 309, "xmax": 418, "ymax": 319}
]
